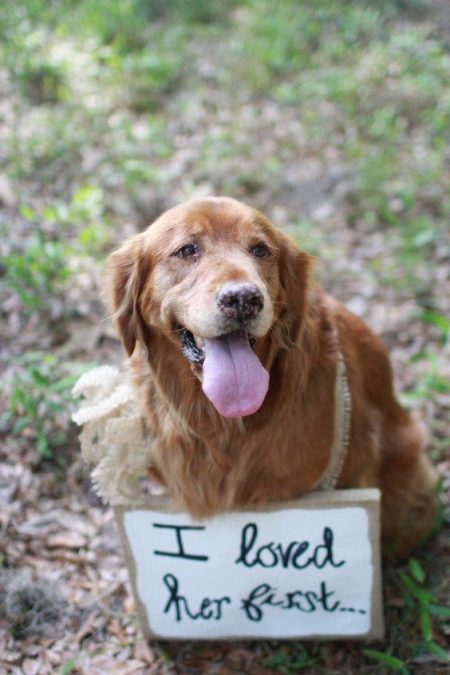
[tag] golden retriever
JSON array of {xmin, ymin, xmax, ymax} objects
[{"xmin": 107, "ymin": 196, "xmax": 438, "ymax": 556}]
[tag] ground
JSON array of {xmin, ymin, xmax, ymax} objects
[{"xmin": 0, "ymin": 1, "xmax": 449, "ymax": 673}]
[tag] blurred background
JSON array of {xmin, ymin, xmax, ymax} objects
[{"xmin": 0, "ymin": 1, "xmax": 449, "ymax": 672}]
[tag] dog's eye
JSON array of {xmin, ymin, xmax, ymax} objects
[
  {"xmin": 174, "ymin": 243, "xmax": 198, "ymax": 259},
  {"xmin": 251, "ymin": 243, "xmax": 270, "ymax": 258}
]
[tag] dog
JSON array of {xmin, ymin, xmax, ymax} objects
[{"xmin": 107, "ymin": 196, "xmax": 438, "ymax": 556}]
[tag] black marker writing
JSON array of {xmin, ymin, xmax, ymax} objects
[
  {"xmin": 163, "ymin": 573, "xmax": 231, "ymax": 622},
  {"xmin": 235, "ymin": 524, "xmax": 345, "ymax": 570},
  {"xmin": 153, "ymin": 523, "xmax": 209, "ymax": 561},
  {"xmin": 240, "ymin": 581, "xmax": 340, "ymax": 622}
]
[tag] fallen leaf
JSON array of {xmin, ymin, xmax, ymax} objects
[
  {"xmin": 22, "ymin": 657, "xmax": 42, "ymax": 675},
  {"xmin": 46, "ymin": 532, "xmax": 87, "ymax": 549},
  {"xmin": 1, "ymin": 651, "xmax": 22, "ymax": 663}
]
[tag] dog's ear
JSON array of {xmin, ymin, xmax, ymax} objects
[
  {"xmin": 106, "ymin": 233, "xmax": 149, "ymax": 357},
  {"xmin": 277, "ymin": 232, "xmax": 313, "ymax": 343}
]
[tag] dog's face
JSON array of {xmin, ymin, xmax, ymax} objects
[{"xmin": 108, "ymin": 197, "xmax": 311, "ymax": 418}]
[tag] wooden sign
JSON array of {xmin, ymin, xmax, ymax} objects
[{"xmin": 114, "ymin": 489, "xmax": 383, "ymax": 640}]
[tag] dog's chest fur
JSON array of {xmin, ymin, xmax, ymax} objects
[{"xmin": 128, "ymin": 333, "xmax": 377, "ymax": 518}]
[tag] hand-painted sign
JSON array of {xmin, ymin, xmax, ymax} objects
[{"xmin": 114, "ymin": 489, "xmax": 383, "ymax": 640}]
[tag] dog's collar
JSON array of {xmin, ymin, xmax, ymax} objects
[{"xmin": 316, "ymin": 351, "xmax": 351, "ymax": 490}]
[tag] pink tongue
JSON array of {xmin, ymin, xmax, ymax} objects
[{"xmin": 202, "ymin": 333, "xmax": 269, "ymax": 418}]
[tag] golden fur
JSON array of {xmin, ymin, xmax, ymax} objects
[{"xmin": 107, "ymin": 196, "xmax": 438, "ymax": 556}]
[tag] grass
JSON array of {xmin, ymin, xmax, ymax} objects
[
  {"xmin": 1, "ymin": 353, "xmax": 89, "ymax": 463},
  {"xmin": 1, "ymin": 228, "xmax": 71, "ymax": 311},
  {"xmin": 0, "ymin": 0, "xmax": 448, "ymax": 670},
  {"xmin": 1, "ymin": 185, "xmax": 110, "ymax": 314},
  {"xmin": 262, "ymin": 644, "xmax": 319, "ymax": 671},
  {"xmin": 395, "ymin": 559, "xmax": 449, "ymax": 665}
]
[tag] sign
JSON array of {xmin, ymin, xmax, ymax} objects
[{"xmin": 114, "ymin": 489, "xmax": 383, "ymax": 640}]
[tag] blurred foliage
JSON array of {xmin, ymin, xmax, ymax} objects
[
  {"xmin": 1, "ymin": 0, "xmax": 447, "ymax": 244},
  {"xmin": 1, "ymin": 353, "xmax": 89, "ymax": 462},
  {"xmin": 1, "ymin": 186, "xmax": 110, "ymax": 313},
  {"xmin": 1, "ymin": 229, "xmax": 70, "ymax": 310}
]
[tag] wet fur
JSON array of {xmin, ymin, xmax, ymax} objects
[{"xmin": 107, "ymin": 197, "xmax": 438, "ymax": 556}]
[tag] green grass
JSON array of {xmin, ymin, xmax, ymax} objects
[
  {"xmin": 262, "ymin": 644, "xmax": 319, "ymax": 671},
  {"xmin": 1, "ymin": 228, "xmax": 71, "ymax": 311},
  {"xmin": 243, "ymin": 4, "xmax": 449, "ymax": 232},
  {"xmin": 1, "ymin": 353, "xmax": 90, "ymax": 462},
  {"xmin": 1, "ymin": 186, "xmax": 110, "ymax": 314}
]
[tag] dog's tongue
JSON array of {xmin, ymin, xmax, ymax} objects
[{"xmin": 202, "ymin": 333, "xmax": 269, "ymax": 418}]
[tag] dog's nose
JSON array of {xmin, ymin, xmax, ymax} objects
[{"xmin": 217, "ymin": 283, "xmax": 264, "ymax": 320}]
